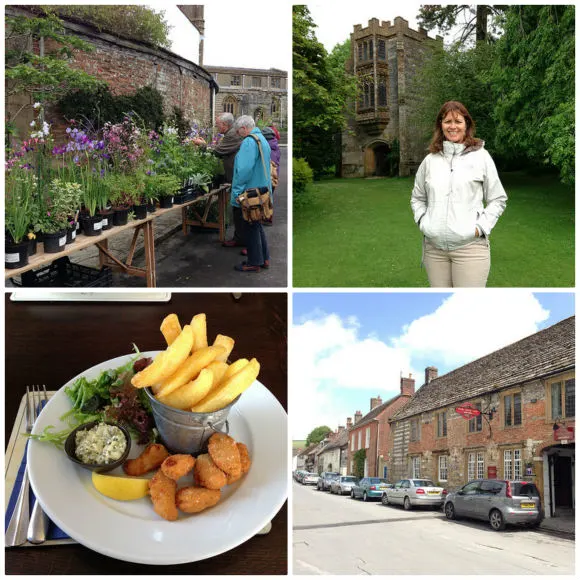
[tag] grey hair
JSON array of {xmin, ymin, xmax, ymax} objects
[
  {"xmin": 217, "ymin": 112, "xmax": 234, "ymax": 127},
  {"xmin": 234, "ymin": 115, "xmax": 255, "ymax": 131}
]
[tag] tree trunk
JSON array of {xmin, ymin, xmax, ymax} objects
[{"xmin": 476, "ymin": 5, "xmax": 489, "ymax": 42}]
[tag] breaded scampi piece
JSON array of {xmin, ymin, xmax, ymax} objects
[
  {"xmin": 208, "ymin": 433, "xmax": 242, "ymax": 480},
  {"xmin": 193, "ymin": 453, "xmax": 227, "ymax": 490},
  {"xmin": 176, "ymin": 486, "xmax": 221, "ymax": 513},
  {"xmin": 123, "ymin": 443, "xmax": 170, "ymax": 476},
  {"xmin": 237, "ymin": 442, "xmax": 251, "ymax": 474},
  {"xmin": 149, "ymin": 469, "xmax": 178, "ymax": 521},
  {"xmin": 161, "ymin": 454, "xmax": 196, "ymax": 480}
]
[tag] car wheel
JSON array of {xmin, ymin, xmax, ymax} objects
[
  {"xmin": 444, "ymin": 502, "xmax": 456, "ymax": 520},
  {"xmin": 490, "ymin": 509, "xmax": 506, "ymax": 531},
  {"xmin": 337, "ymin": 488, "xmax": 342, "ymax": 496},
  {"xmin": 381, "ymin": 494, "xmax": 389, "ymax": 506},
  {"xmin": 350, "ymin": 490, "xmax": 355, "ymax": 499},
  {"xmin": 363, "ymin": 492, "xmax": 368, "ymax": 502},
  {"xmin": 403, "ymin": 496, "xmax": 412, "ymax": 510}
]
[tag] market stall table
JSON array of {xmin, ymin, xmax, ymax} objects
[{"xmin": 4, "ymin": 185, "xmax": 229, "ymax": 288}]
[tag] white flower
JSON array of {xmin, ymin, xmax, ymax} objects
[
  {"xmin": 42, "ymin": 121, "xmax": 50, "ymax": 135},
  {"xmin": 165, "ymin": 127, "xmax": 177, "ymax": 135},
  {"xmin": 30, "ymin": 120, "xmax": 36, "ymax": 127},
  {"xmin": 33, "ymin": 102, "xmax": 42, "ymax": 109}
]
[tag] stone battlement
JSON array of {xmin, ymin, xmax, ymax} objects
[{"xmin": 352, "ymin": 16, "xmax": 441, "ymax": 43}]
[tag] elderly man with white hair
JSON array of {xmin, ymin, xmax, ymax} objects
[{"xmin": 231, "ymin": 115, "xmax": 272, "ymax": 272}]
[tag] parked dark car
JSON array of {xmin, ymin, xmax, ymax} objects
[
  {"xmin": 317, "ymin": 471, "xmax": 340, "ymax": 491},
  {"xmin": 444, "ymin": 479, "xmax": 543, "ymax": 531},
  {"xmin": 351, "ymin": 477, "xmax": 389, "ymax": 501},
  {"xmin": 383, "ymin": 479, "xmax": 446, "ymax": 510}
]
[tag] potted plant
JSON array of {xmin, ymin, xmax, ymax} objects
[
  {"xmin": 106, "ymin": 174, "xmax": 135, "ymax": 226},
  {"xmin": 190, "ymin": 172, "xmax": 211, "ymax": 198},
  {"xmin": 132, "ymin": 173, "xmax": 148, "ymax": 219},
  {"xmin": 5, "ymin": 167, "xmax": 35, "ymax": 268},
  {"xmin": 48, "ymin": 179, "xmax": 82, "ymax": 247},
  {"xmin": 143, "ymin": 174, "xmax": 159, "ymax": 213},
  {"xmin": 79, "ymin": 176, "xmax": 104, "ymax": 236},
  {"xmin": 157, "ymin": 174, "xmax": 181, "ymax": 209}
]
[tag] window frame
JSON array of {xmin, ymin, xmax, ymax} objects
[
  {"xmin": 438, "ymin": 455, "xmax": 448, "ymax": 482},
  {"xmin": 378, "ymin": 39, "xmax": 386, "ymax": 60},
  {"xmin": 270, "ymin": 77, "xmax": 281, "ymax": 89},
  {"xmin": 467, "ymin": 401, "xmax": 483, "ymax": 433},
  {"xmin": 251, "ymin": 76, "xmax": 262, "ymax": 88},
  {"xmin": 357, "ymin": 430, "xmax": 362, "ymax": 450},
  {"xmin": 411, "ymin": 456, "xmax": 421, "ymax": 478},
  {"xmin": 501, "ymin": 389, "xmax": 523, "ymax": 428},
  {"xmin": 365, "ymin": 427, "xmax": 370, "ymax": 449},
  {"xmin": 546, "ymin": 372, "xmax": 575, "ymax": 421},
  {"xmin": 502, "ymin": 447, "xmax": 523, "ymax": 480},
  {"xmin": 435, "ymin": 410, "xmax": 447, "ymax": 438},
  {"xmin": 410, "ymin": 418, "xmax": 420, "ymax": 442},
  {"xmin": 231, "ymin": 75, "xmax": 241, "ymax": 86}
]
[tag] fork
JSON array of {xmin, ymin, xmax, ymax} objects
[{"xmin": 5, "ymin": 385, "xmax": 48, "ymax": 547}]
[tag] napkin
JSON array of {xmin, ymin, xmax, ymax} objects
[{"xmin": 5, "ymin": 441, "xmax": 70, "ymax": 542}]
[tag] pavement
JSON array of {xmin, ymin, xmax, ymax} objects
[
  {"xmin": 9, "ymin": 147, "xmax": 287, "ymax": 289},
  {"xmin": 538, "ymin": 514, "xmax": 575, "ymax": 539},
  {"xmin": 293, "ymin": 482, "xmax": 575, "ymax": 575}
]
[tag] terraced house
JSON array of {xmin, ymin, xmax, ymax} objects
[{"xmin": 388, "ymin": 317, "xmax": 575, "ymax": 522}]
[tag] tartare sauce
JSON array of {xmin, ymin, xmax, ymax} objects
[{"xmin": 75, "ymin": 423, "xmax": 127, "ymax": 465}]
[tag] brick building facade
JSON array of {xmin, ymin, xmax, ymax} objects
[
  {"xmin": 6, "ymin": 6, "xmax": 217, "ymax": 142},
  {"xmin": 347, "ymin": 376, "xmax": 416, "ymax": 478},
  {"xmin": 389, "ymin": 317, "xmax": 575, "ymax": 520},
  {"xmin": 205, "ymin": 66, "xmax": 288, "ymax": 129},
  {"xmin": 342, "ymin": 17, "xmax": 442, "ymax": 177}
]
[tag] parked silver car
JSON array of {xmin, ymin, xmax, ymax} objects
[
  {"xmin": 383, "ymin": 479, "xmax": 446, "ymax": 510},
  {"xmin": 330, "ymin": 475, "xmax": 359, "ymax": 495},
  {"xmin": 444, "ymin": 479, "xmax": 543, "ymax": 531},
  {"xmin": 317, "ymin": 471, "xmax": 340, "ymax": 491},
  {"xmin": 302, "ymin": 472, "xmax": 319, "ymax": 485}
]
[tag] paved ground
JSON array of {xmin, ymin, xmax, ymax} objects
[
  {"xmin": 293, "ymin": 482, "xmax": 575, "ymax": 575},
  {"xmin": 8, "ymin": 147, "xmax": 287, "ymax": 289}
]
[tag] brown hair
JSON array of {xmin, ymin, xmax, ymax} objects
[{"xmin": 428, "ymin": 101, "xmax": 482, "ymax": 153}]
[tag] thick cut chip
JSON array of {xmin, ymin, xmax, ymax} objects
[
  {"xmin": 155, "ymin": 345, "xmax": 225, "ymax": 398},
  {"xmin": 157, "ymin": 368, "xmax": 214, "ymax": 410},
  {"xmin": 212, "ymin": 334, "xmax": 234, "ymax": 363},
  {"xmin": 206, "ymin": 360, "xmax": 229, "ymax": 390},
  {"xmin": 191, "ymin": 313, "xmax": 208, "ymax": 351},
  {"xmin": 191, "ymin": 358, "xmax": 260, "ymax": 413},
  {"xmin": 131, "ymin": 326, "xmax": 194, "ymax": 388},
  {"xmin": 220, "ymin": 358, "xmax": 249, "ymax": 385},
  {"xmin": 160, "ymin": 313, "xmax": 181, "ymax": 346}
]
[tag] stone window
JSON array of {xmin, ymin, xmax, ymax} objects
[
  {"xmin": 467, "ymin": 450, "xmax": 485, "ymax": 480},
  {"xmin": 503, "ymin": 448, "xmax": 522, "ymax": 480},
  {"xmin": 410, "ymin": 418, "xmax": 420, "ymax": 441},
  {"xmin": 358, "ymin": 430, "xmax": 362, "ymax": 450},
  {"xmin": 411, "ymin": 456, "xmax": 421, "ymax": 478},
  {"xmin": 438, "ymin": 455, "xmax": 448, "ymax": 481},
  {"xmin": 231, "ymin": 75, "xmax": 241, "ymax": 86},
  {"xmin": 378, "ymin": 77, "xmax": 387, "ymax": 106},
  {"xmin": 378, "ymin": 39, "xmax": 386, "ymax": 60},
  {"xmin": 369, "ymin": 39, "xmax": 373, "ymax": 59},
  {"xmin": 271, "ymin": 77, "xmax": 281, "ymax": 88},
  {"xmin": 223, "ymin": 96, "xmax": 236, "ymax": 115},
  {"xmin": 468, "ymin": 402, "xmax": 483, "ymax": 432},
  {"xmin": 251, "ymin": 76, "xmax": 262, "ymax": 88},
  {"xmin": 369, "ymin": 83, "xmax": 375, "ymax": 107},
  {"xmin": 503, "ymin": 390, "xmax": 522, "ymax": 427},
  {"xmin": 363, "ymin": 41, "xmax": 368, "ymax": 61},
  {"xmin": 436, "ymin": 411, "xmax": 447, "ymax": 437},
  {"xmin": 547, "ymin": 376, "xmax": 575, "ymax": 419},
  {"xmin": 476, "ymin": 451, "xmax": 485, "ymax": 479},
  {"xmin": 358, "ymin": 42, "xmax": 363, "ymax": 61},
  {"xmin": 271, "ymin": 97, "xmax": 280, "ymax": 115},
  {"xmin": 254, "ymin": 107, "xmax": 265, "ymax": 121},
  {"xmin": 365, "ymin": 427, "xmax": 370, "ymax": 448}
]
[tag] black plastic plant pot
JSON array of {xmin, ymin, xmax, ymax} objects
[
  {"xmin": 28, "ymin": 237, "xmax": 37, "ymax": 256},
  {"xmin": 113, "ymin": 208, "xmax": 129, "ymax": 226},
  {"xmin": 173, "ymin": 193, "xmax": 187, "ymax": 204},
  {"xmin": 159, "ymin": 196, "xmax": 174, "ymax": 209},
  {"xmin": 5, "ymin": 240, "xmax": 29, "ymax": 269},
  {"xmin": 147, "ymin": 203, "xmax": 157, "ymax": 214},
  {"xmin": 42, "ymin": 230, "xmax": 67, "ymax": 254},
  {"xmin": 98, "ymin": 209, "xmax": 114, "ymax": 231},
  {"xmin": 66, "ymin": 225, "xmax": 77, "ymax": 245},
  {"xmin": 80, "ymin": 215, "xmax": 104, "ymax": 237},
  {"xmin": 133, "ymin": 204, "xmax": 147, "ymax": 220}
]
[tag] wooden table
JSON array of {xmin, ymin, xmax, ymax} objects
[
  {"xmin": 4, "ymin": 293, "xmax": 287, "ymax": 575},
  {"xmin": 4, "ymin": 186, "xmax": 229, "ymax": 288}
]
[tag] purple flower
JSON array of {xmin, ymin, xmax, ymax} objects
[{"xmin": 73, "ymin": 156, "xmax": 79, "ymax": 163}]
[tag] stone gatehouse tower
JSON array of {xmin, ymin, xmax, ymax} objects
[{"xmin": 342, "ymin": 17, "xmax": 442, "ymax": 177}]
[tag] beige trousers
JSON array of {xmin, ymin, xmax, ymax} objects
[{"xmin": 423, "ymin": 238, "xmax": 490, "ymax": 288}]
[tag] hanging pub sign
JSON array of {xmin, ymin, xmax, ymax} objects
[
  {"xmin": 553, "ymin": 426, "xmax": 574, "ymax": 442},
  {"xmin": 455, "ymin": 402, "xmax": 481, "ymax": 420}
]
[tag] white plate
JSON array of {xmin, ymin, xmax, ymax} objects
[{"xmin": 27, "ymin": 352, "xmax": 288, "ymax": 565}]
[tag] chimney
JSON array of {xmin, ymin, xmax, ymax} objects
[
  {"xmin": 370, "ymin": 396, "xmax": 383, "ymax": 410},
  {"xmin": 425, "ymin": 366, "xmax": 438, "ymax": 384},
  {"xmin": 177, "ymin": 5, "xmax": 205, "ymax": 65},
  {"xmin": 346, "ymin": 417, "xmax": 353, "ymax": 430},
  {"xmin": 354, "ymin": 410, "xmax": 362, "ymax": 424},
  {"xmin": 337, "ymin": 425, "xmax": 345, "ymax": 433},
  {"xmin": 400, "ymin": 374, "xmax": 415, "ymax": 397}
]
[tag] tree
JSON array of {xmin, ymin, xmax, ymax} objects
[
  {"xmin": 305, "ymin": 425, "xmax": 332, "ymax": 447},
  {"xmin": 418, "ymin": 5, "xmax": 507, "ymax": 44},
  {"xmin": 293, "ymin": 6, "xmax": 353, "ymax": 177},
  {"xmin": 491, "ymin": 5, "xmax": 574, "ymax": 184},
  {"xmin": 5, "ymin": 11, "xmax": 102, "ymax": 121},
  {"xmin": 353, "ymin": 449, "xmax": 366, "ymax": 478}
]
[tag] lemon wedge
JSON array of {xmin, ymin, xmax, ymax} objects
[{"xmin": 92, "ymin": 472, "xmax": 149, "ymax": 501}]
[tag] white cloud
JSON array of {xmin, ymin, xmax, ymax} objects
[{"xmin": 394, "ymin": 291, "xmax": 550, "ymax": 368}]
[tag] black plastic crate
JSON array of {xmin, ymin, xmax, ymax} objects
[{"xmin": 14, "ymin": 257, "xmax": 113, "ymax": 288}]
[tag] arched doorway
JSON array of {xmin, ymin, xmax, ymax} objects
[
  {"xmin": 374, "ymin": 143, "xmax": 390, "ymax": 176},
  {"xmin": 363, "ymin": 141, "xmax": 395, "ymax": 177},
  {"xmin": 253, "ymin": 107, "xmax": 266, "ymax": 122}
]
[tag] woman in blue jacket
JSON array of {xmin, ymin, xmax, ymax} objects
[{"xmin": 231, "ymin": 116, "xmax": 272, "ymax": 272}]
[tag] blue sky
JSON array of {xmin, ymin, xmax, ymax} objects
[{"xmin": 292, "ymin": 292, "xmax": 574, "ymax": 439}]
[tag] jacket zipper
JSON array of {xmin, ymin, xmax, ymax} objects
[{"xmin": 444, "ymin": 150, "xmax": 456, "ymax": 251}]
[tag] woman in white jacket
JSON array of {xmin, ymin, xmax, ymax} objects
[{"xmin": 411, "ymin": 101, "xmax": 507, "ymax": 287}]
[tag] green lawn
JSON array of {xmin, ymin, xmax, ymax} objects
[{"xmin": 293, "ymin": 172, "xmax": 574, "ymax": 287}]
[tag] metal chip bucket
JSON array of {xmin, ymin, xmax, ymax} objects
[{"xmin": 145, "ymin": 388, "xmax": 240, "ymax": 454}]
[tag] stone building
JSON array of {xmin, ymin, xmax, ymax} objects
[
  {"xmin": 315, "ymin": 424, "xmax": 350, "ymax": 475},
  {"xmin": 6, "ymin": 6, "xmax": 216, "ymax": 141},
  {"xmin": 347, "ymin": 376, "xmax": 416, "ymax": 478},
  {"xmin": 388, "ymin": 317, "xmax": 575, "ymax": 521},
  {"xmin": 342, "ymin": 17, "xmax": 442, "ymax": 177},
  {"xmin": 205, "ymin": 66, "xmax": 288, "ymax": 129}
]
